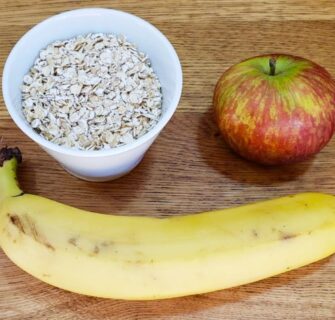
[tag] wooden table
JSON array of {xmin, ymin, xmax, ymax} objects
[{"xmin": 1, "ymin": 1, "xmax": 335, "ymax": 319}]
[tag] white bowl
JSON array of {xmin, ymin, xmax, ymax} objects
[{"xmin": 2, "ymin": 8, "xmax": 182, "ymax": 181}]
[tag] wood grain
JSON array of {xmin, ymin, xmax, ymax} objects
[{"xmin": 0, "ymin": 1, "xmax": 335, "ymax": 319}]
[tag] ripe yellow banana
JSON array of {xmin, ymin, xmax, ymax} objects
[{"xmin": 0, "ymin": 147, "xmax": 334, "ymax": 300}]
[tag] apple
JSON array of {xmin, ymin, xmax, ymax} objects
[{"xmin": 213, "ymin": 54, "xmax": 335, "ymax": 165}]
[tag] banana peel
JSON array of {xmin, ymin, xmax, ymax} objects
[{"xmin": 0, "ymin": 147, "xmax": 334, "ymax": 300}]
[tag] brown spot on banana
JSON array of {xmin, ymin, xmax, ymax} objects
[
  {"xmin": 280, "ymin": 232, "xmax": 296, "ymax": 240},
  {"xmin": 252, "ymin": 229, "xmax": 258, "ymax": 237},
  {"xmin": 93, "ymin": 245, "xmax": 100, "ymax": 254},
  {"xmin": 25, "ymin": 215, "xmax": 55, "ymax": 251},
  {"xmin": 8, "ymin": 213, "xmax": 55, "ymax": 251},
  {"xmin": 43, "ymin": 242, "xmax": 55, "ymax": 251},
  {"xmin": 89, "ymin": 245, "xmax": 100, "ymax": 257},
  {"xmin": 9, "ymin": 214, "xmax": 25, "ymax": 234},
  {"xmin": 68, "ymin": 237, "xmax": 78, "ymax": 247},
  {"xmin": 68, "ymin": 237, "xmax": 100, "ymax": 256},
  {"xmin": 68, "ymin": 238, "xmax": 115, "ymax": 256}
]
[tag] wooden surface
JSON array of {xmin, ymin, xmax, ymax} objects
[{"xmin": 1, "ymin": 0, "xmax": 335, "ymax": 319}]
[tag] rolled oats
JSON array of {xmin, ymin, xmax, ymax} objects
[{"xmin": 21, "ymin": 33, "xmax": 162, "ymax": 150}]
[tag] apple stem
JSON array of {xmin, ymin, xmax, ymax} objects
[{"xmin": 269, "ymin": 57, "xmax": 276, "ymax": 76}]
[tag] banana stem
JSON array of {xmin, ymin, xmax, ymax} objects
[{"xmin": 0, "ymin": 147, "xmax": 23, "ymax": 202}]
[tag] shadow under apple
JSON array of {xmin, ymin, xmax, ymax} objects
[{"xmin": 197, "ymin": 110, "xmax": 313, "ymax": 186}]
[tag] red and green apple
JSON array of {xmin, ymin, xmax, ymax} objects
[{"xmin": 213, "ymin": 54, "xmax": 335, "ymax": 165}]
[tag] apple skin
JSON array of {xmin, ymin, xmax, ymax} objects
[{"xmin": 213, "ymin": 54, "xmax": 335, "ymax": 165}]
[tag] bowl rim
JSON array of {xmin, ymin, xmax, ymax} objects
[{"xmin": 2, "ymin": 7, "xmax": 183, "ymax": 158}]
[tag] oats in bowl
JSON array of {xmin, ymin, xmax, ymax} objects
[{"xmin": 21, "ymin": 33, "xmax": 162, "ymax": 150}]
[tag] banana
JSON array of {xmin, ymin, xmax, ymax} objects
[{"xmin": 0, "ymin": 147, "xmax": 334, "ymax": 300}]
